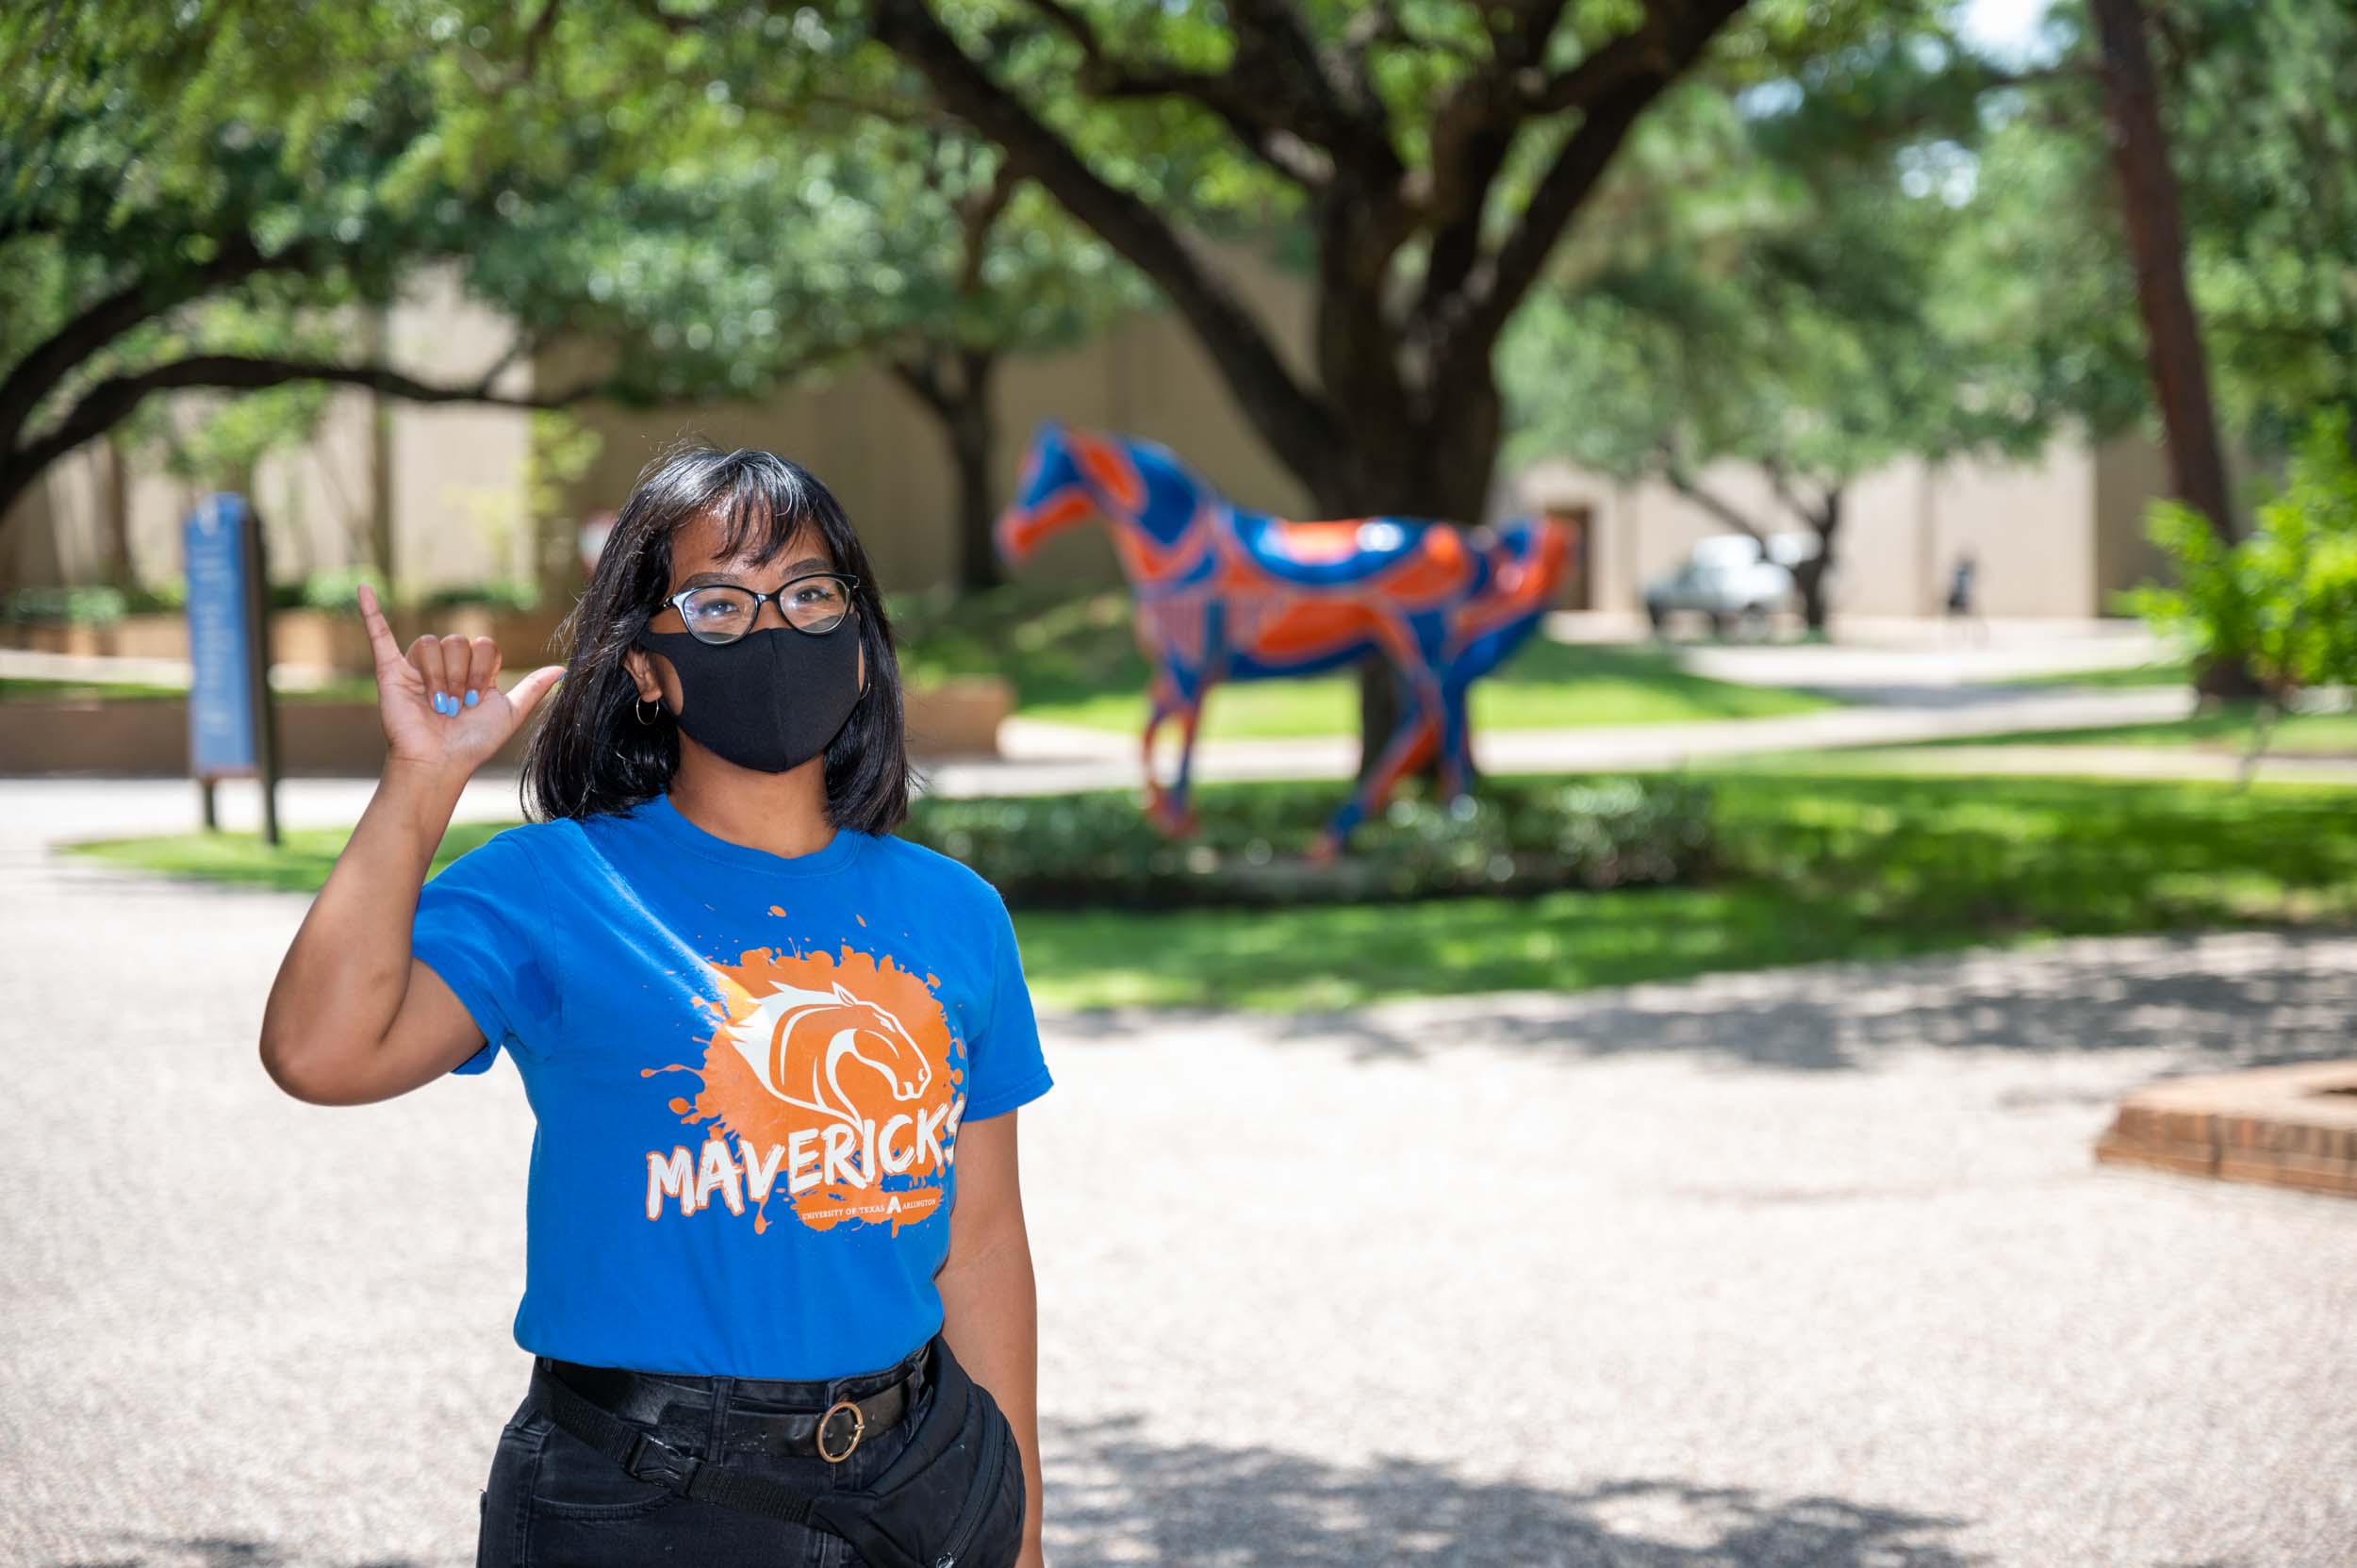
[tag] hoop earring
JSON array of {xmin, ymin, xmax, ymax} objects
[{"xmin": 634, "ymin": 697, "xmax": 662, "ymax": 727}]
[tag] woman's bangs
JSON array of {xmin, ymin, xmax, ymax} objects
[{"xmin": 706, "ymin": 464, "xmax": 828, "ymax": 567}]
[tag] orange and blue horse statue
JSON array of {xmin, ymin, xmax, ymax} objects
[{"xmin": 993, "ymin": 421, "xmax": 1567, "ymax": 858}]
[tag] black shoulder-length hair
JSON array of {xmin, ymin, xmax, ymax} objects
[{"xmin": 519, "ymin": 440, "xmax": 914, "ymax": 830}]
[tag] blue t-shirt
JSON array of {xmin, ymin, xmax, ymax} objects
[{"xmin": 411, "ymin": 792, "xmax": 1053, "ymax": 1378}]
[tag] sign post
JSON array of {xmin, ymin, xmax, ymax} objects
[{"xmin": 184, "ymin": 494, "xmax": 280, "ymax": 845}]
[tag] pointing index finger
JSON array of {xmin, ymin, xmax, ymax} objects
[{"xmin": 355, "ymin": 583, "xmax": 403, "ymax": 668}]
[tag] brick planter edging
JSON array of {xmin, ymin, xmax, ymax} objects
[
  {"xmin": 0, "ymin": 608, "xmax": 569, "ymax": 669},
  {"xmin": 0, "ymin": 676, "xmax": 1010, "ymax": 775},
  {"xmin": 2095, "ymin": 1061, "xmax": 2357, "ymax": 1199}
]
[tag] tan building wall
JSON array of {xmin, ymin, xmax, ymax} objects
[
  {"xmin": 1510, "ymin": 432, "xmax": 2173, "ymax": 619},
  {"xmin": 7, "ymin": 243, "xmax": 2175, "ymax": 619},
  {"xmin": 2, "ymin": 266, "xmax": 535, "ymax": 600},
  {"xmin": 559, "ymin": 234, "xmax": 1316, "ymax": 600}
]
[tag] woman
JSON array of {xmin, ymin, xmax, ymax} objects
[{"xmin": 259, "ymin": 444, "xmax": 1052, "ymax": 1568}]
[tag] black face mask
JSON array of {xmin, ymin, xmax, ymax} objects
[{"xmin": 635, "ymin": 617, "xmax": 863, "ymax": 773}]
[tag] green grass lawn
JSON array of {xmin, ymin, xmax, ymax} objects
[
  {"xmin": 1991, "ymin": 656, "xmax": 2197, "ymax": 689},
  {"xmin": 1904, "ymin": 701, "xmax": 2357, "ymax": 757},
  {"xmin": 67, "ymin": 767, "xmax": 2356, "ymax": 1012},
  {"xmin": 0, "ymin": 675, "xmax": 190, "ymax": 701},
  {"xmin": 891, "ymin": 585, "xmax": 1837, "ymax": 738}
]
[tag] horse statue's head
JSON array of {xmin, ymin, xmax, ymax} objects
[
  {"xmin": 996, "ymin": 421, "xmax": 1216, "ymax": 568},
  {"xmin": 1479, "ymin": 514, "xmax": 1572, "ymax": 609}
]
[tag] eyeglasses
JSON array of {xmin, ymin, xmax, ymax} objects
[{"xmin": 653, "ymin": 572, "xmax": 860, "ymax": 644}]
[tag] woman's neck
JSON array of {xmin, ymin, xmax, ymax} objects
[{"xmin": 665, "ymin": 747, "xmax": 836, "ymax": 858}]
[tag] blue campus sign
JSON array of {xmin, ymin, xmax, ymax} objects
[{"xmin": 185, "ymin": 494, "xmax": 258, "ymax": 778}]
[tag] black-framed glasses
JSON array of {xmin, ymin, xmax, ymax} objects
[{"xmin": 652, "ymin": 572, "xmax": 860, "ymax": 644}]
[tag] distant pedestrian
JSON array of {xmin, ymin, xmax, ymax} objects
[
  {"xmin": 1944, "ymin": 548, "xmax": 1985, "ymax": 645},
  {"xmin": 258, "ymin": 442, "xmax": 1049, "ymax": 1567}
]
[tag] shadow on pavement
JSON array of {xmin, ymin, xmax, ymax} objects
[
  {"xmin": 1046, "ymin": 1413, "xmax": 1975, "ymax": 1566},
  {"xmin": 1237, "ymin": 930, "xmax": 2357, "ymax": 1072},
  {"xmin": 1044, "ymin": 928, "xmax": 2357, "ymax": 1072}
]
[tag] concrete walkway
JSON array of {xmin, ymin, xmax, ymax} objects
[
  {"xmin": 1571, "ymin": 615, "xmax": 2177, "ymax": 698},
  {"xmin": 3, "ymin": 780, "xmax": 2354, "ymax": 1566}
]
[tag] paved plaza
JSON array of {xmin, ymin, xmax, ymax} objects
[{"xmin": 3, "ymin": 780, "xmax": 2353, "ymax": 1567}]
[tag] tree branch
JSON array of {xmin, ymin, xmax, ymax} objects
[
  {"xmin": 1225, "ymin": 0, "xmax": 1387, "ymax": 151},
  {"xmin": 870, "ymin": 0, "xmax": 1343, "ymax": 491},
  {"xmin": 1, "ymin": 354, "xmax": 605, "ymax": 528},
  {"xmin": 510, "ymin": 0, "xmax": 565, "ymax": 86},
  {"xmin": 0, "ymin": 234, "xmax": 272, "ymax": 447},
  {"xmin": 1341, "ymin": 5, "xmax": 1483, "ymax": 69},
  {"xmin": 1020, "ymin": 0, "xmax": 1100, "ymax": 57},
  {"xmin": 1436, "ymin": 0, "xmax": 1747, "ymax": 380},
  {"xmin": 1663, "ymin": 464, "xmax": 1766, "ymax": 540},
  {"xmin": 1763, "ymin": 460, "xmax": 1834, "ymax": 530},
  {"xmin": 957, "ymin": 162, "xmax": 1019, "ymax": 297},
  {"xmin": 1414, "ymin": 6, "xmax": 1588, "ymax": 319},
  {"xmin": 739, "ymin": 80, "xmax": 950, "ymax": 131},
  {"xmin": 888, "ymin": 353, "xmax": 948, "ymax": 415},
  {"xmin": 628, "ymin": 0, "xmax": 701, "ymax": 36},
  {"xmin": 1515, "ymin": 20, "xmax": 1678, "ymax": 115},
  {"xmin": 1014, "ymin": 0, "xmax": 1340, "ymax": 186}
]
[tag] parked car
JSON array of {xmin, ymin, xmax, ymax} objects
[{"xmin": 1642, "ymin": 532, "xmax": 1821, "ymax": 638}]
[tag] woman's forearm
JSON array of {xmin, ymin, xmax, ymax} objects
[
  {"xmin": 258, "ymin": 758, "xmax": 467, "ymax": 1092},
  {"xmin": 938, "ymin": 1224, "xmax": 1046, "ymax": 1564}
]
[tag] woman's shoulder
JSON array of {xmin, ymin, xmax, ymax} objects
[
  {"xmin": 857, "ymin": 831, "xmax": 1008, "ymax": 910},
  {"xmin": 433, "ymin": 815, "xmax": 588, "ymax": 881}
]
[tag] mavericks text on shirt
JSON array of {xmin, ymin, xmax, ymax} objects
[{"xmin": 646, "ymin": 1096, "xmax": 966, "ymax": 1224}]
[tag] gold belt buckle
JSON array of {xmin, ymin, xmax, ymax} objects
[{"xmin": 816, "ymin": 1398, "xmax": 865, "ymax": 1463}]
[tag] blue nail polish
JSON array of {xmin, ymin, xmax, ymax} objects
[
  {"xmin": 435, "ymin": 693, "xmax": 450, "ymax": 714},
  {"xmin": 463, "ymin": 689, "xmax": 479, "ymax": 708},
  {"xmin": 429, "ymin": 693, "xmax": 442, "ymax": 714}
]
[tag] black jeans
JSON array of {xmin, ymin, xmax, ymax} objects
[{"xmin": 474, "ymin": 1338, "xmax": 1025, "ymax": 1567}]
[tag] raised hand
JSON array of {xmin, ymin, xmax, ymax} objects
[{"xmin": 356, "ymin": 582, "xmax": 564, "ymax": 775}]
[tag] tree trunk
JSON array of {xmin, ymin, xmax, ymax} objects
[
  {"xmin": 1793, "ymin": 490, "xmax": 1840, "ymax": 632},
  {"xmin": 889, "ymin": 347, "xmax": 1002, "ymax": 595},
  {"xmin": 946, "ymin": 361, "xmax": 1001, "ymax": 595},
  {"xmin": 98, "ymin": 436, "xmax": 135, "ymax": 591},
  {"xmin": 1316, "ymin": 376, "xmax": 1505, "ymax": 791},
  {"xmin": 2086, "ymin": 0, "xmax": 2235, "ymax": 540},
  {"xmin": 364, "ymin": 310, "xmax": 398, "ymax": 593},
  {"xmin": 2090, "ymin": 0, "xmax": 2260, "ymax": 698}
]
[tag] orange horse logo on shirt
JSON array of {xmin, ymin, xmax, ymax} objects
[
  {"xmin": 641, "ymin": 944, "xmax": 964, "ymax": 1236},
  {"xmin": 720, "ymin": 979, "xmax": 933, "ymax": 1132}
]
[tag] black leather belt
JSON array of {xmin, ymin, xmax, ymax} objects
[{"xmin": 533, "ymin": 1346, "xmax": 930, "ymax": 1465}]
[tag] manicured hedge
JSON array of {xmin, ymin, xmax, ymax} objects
[{"xmin": 900, "ymin": 774, "xmax": 1713, "ymax": 908}]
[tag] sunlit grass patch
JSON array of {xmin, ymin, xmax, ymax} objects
[{"xmin": 68, "ymin": 768, "xmax": 2357, "ymax": 1015}]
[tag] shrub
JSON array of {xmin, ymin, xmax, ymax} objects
[
  {"xmin": 420, "ymin": 579, "xmax": 544, "ymax": 614},
  {"xmin": 125, "ymin": 579, "xmax": 188, "ymax": 614},
  {"xmin": 1, "ymin": 585, "xmax": 128, "ymax": 624},
  {"xmin": 900, "ymin": 774, "xmax": 1714, "ymax": 908},
  {"xmin": 2124, "ymin": 410, "xmax": 2357, "ymax": 777},
  {"xmin": 280, "ymin": 567, "xmax": 387, "ymax": 615}
]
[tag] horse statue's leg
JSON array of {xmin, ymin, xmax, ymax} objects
[
  {"xmin": 1163, "ymin": 690, "xmax": 1208, "ymax": 837},
  {"xmin": 1141, "ymin": 693, "xmax": 1178, "ymax": 825},
  {"xmin": 1155, "ymin": 594, "xmax": 1227, "ymax": 837},
  {"xmin": 1437, "ymin": 670, "xmax": 1475, "ymax": 803},
  {"xmin": 1310, "ymin": 661, "xmax": 1444, "ymax": 863},
  {"xmin": 1143, "ymin": 662, "xmax": 1213, "ymax": 836},
  {"xmin": 1140, "ymin": 668, "xmax": 1179, "ymax": 825}
]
